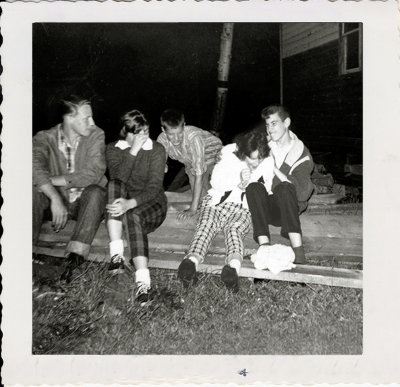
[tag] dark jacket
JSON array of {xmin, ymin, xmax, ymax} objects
[{"xmin": 33, "ymin": 124, "xmax": 107, "ymax": 202}]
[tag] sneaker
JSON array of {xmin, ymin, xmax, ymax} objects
[
  {"xmin": 60, "ymin": 252, "xmax": 85, "ymax": 283},
  {"xmin": 135, "ymin": 282, "xmax": 151, "ymax": 305},
  {"xmin": 221, "ymin": 265, "xmax": 239, "ymax": 293},
  {"xmin": 108, "ymin": 254, "xmax": 125, "ymax": 275},
  {"xmin": 177, "ymin": 258, "xmax": 198, "ymax": 288}
]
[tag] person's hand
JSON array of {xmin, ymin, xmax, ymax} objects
[
  {"xmin": 50, "ymin": 196, "xmax": 68, "ymax": 232},
  {"xmin": 106, "ymin": 198, "xmax": 134, "ymax": 217},
  {"xmin": 215, "ymin": 149, "xmax": 223, "ymax": 163},
  {"xmin": 177, "ymin": 208, "xmax": 198, "ymax": 222},
  {"xmin": 130, "ymin": 132, "xmax": 149, "ymax": 156},
  {"xmin": 238, "ymin": 168, "xmax": 251, "ymax": 190}
]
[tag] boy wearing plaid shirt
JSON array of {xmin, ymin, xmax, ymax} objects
[{"xmin": 157, "ymin": 108, "xmax": 222, "ymax": 222}]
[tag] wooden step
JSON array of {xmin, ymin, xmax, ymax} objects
[
  {"xmin": 38, "ymin": 219, "xmax": 362, "ymax": 260},
  {"xmin": 34, "ymin": 192, "xmax": 363, "ymax": 289},
  {"xmin": 33, "ymin": 245, "xmax": 362, "ymax": 289}
]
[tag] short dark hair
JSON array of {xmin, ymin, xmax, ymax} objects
[
  {"xmin": 261, "ymin": 104, "xmax": 290, "ymax": 122},
  {"xmin": 119, "ymin": 109, "xmax": 149, "ymax": 140},
  {"xmin": 59, "ymin": 95, "xmax": 91, "ymax": 118},
  {"xmin": 233, "ymin": 128, "xmax": 270, "ymax": 161},
  {"xmin": 160, "ymin": 108, "xmax": 185, "ymax": 129}
]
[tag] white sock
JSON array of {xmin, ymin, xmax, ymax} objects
[
  {"xmin": 229, "ymin": 258, "xmax": 241, "ymax": 274},
  {"xmin": 188, "ymin": 255, "xmax": 199, "ymax": 270},
  {"xmin": 135, "ymin": 268, "xmax": 151, "ymax": 287},
  {"xmin": 109, "ymin": 239, "xmax": 124, "ymax": 258}
]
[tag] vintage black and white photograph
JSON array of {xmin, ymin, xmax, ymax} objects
[
  {"xmin": 2, "ymin": 0, "xmax": 400, "ymax": 384},
  {"xmin": 31, "ymin": 21, "xmax": 363, "ymax": 355}
]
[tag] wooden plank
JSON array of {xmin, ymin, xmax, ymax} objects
[
  {"xmin": 33, "ymin": 246, "xmax": 362, "ymax": 289},
  {"xmin": 38, "ymin": 221, "xmax": 362, "ymax": 260},
  {"xmin": 38, "ymin": 213, "xmax": 363, "ymax": 247}
]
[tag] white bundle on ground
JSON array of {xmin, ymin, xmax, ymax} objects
[{"xmin": 251, "ymin": 244, "xmax": 296, "ymax": 274}]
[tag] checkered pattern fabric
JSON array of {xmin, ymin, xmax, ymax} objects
[
  {"xmin": 187, "ymin": 195, "xmax": 251, "ymax": 263},
  {"xmin": 107, "ymin": 179, "xmax": 167, "ymax": 259}
]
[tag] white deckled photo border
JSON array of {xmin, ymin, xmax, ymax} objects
[{"xmin": 1, "ymin": 0, "xmax": 400, "ymax": 385}]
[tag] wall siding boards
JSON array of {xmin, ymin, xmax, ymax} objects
[
  {"xmin": 282, "ymin": 23, "xmax": 339, "ymax": 58},
  {"xmin": 282, "ymin": 38, "xmax": 362, "ymax": 162}
]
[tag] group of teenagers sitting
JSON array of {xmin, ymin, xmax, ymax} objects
[{"xmin": 33, "ymin": 95, "xmax": 314, "ymax": 303}]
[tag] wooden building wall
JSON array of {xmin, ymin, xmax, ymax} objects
[{"xmin": 281, "ymin": 23, "xmax": 362, "ymax": 164}]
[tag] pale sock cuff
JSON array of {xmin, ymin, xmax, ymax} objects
[
  {"xmin": 135, "ymin": 268, "xmax": 151, "ymax": 286},
  {"xmin": 188, "ymin": 256, "xmax": 199, "ymax": 270},
  {"xmin": 109, "ymin": 239, "xmax": 124, "ymax": 257},
  {"xmin": 228, "ymin": 258, "xmax": 241, "ymax": 274}
]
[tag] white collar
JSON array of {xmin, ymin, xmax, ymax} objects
[{"xmin": 115, "ymin": 138, "xmax": 153, "ymax": 150}]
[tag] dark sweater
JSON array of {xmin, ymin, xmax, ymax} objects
[{"xmin": 106, "ymin": 140, "xmax": 166, "ymax": 207}]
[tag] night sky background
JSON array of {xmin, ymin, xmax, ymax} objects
[{"xmin": 33, "ymin": 23, "xmax": 281, "ymax": 144}]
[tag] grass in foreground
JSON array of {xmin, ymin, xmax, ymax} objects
[{"xmin": 32, "ymin": 258, "xmax": 362, "ymax": 355}]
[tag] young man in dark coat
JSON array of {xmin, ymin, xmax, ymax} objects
[
  {"xmin": 32, "ymin": 95, "xmax": 107, "ymax": 281},
  {"xmin": 245, "ymin": 104, "xmax": 314, "ymax": 264}
]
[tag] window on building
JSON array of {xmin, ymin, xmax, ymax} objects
[{"xmin": 339, "ymin": 23, "xmax": 362, "ymax": 74}]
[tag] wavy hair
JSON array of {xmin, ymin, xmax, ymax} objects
[
  {"xmin": 119, "ymin": 109, "xmax": 149, "ymax": 140},
  {"xmin": 233, "ymin": 128, "xmax": 270, "ymax": 161},
  {"xmin": 261, "ymin": 104, "xmax": 290, "ymax": 121}
]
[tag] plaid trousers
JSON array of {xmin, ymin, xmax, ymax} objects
[
  {"xmin": 107, "ymin": 179, "xmax": 167, "ymax": 259},
  {"xmin": 186, "ymin": 195, "xmax": 251, "ymax": 264}
]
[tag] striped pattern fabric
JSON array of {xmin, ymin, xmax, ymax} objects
[
  {"xmin": 57, "ymin": 127, "xmax": 83, "ymax": 203},
  {"xmin": 157, "ymin": 125, "xmax": 222, "ymax": 176},
  {"xmin": 186, "ymin": 195, "xmax": 251, "ymax": 263},
  {"xmin": 107, "ymin": 179, "xmax": 167, "ymax": 259}
]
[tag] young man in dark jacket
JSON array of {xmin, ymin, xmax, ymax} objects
[
  {"xmin": 245, "ymin": 104, "xmax": 314, "ymax": 264},
  {"xmin": 32, "ymin": 95, "xmax": 107, "ymax": 281}
]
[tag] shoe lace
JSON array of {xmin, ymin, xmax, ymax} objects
[
  {"xmin": 111, "ymin": 254, "xmax": 124, "ymax": 264},
  {"xmin": 136, "ymin": 282, "xmax": 150, "ymax": 295}
]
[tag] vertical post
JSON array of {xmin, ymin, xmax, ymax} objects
[
  {"xmin": 279, "ymin": 23, "xmax": 283, "ymax": 105},
  {"xmin": 211, "ymin": 23, "xmax": 234, "ymax": 135}
]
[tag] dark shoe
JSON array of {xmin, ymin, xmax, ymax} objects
[
  {"xmin": 108, "ymin": 254, "xmax": 125, "ymax": 275},
  {"xmin": 60, "ymin": 252, "xmax": 85, "ymax": 283},
  {"xmin": 177, "ymin": 258, "xmax": 198, "ymax": 288},
  {"xmin": 293, "ymin": 246, "xmax": 306, "ymax": 264},
  {"xmin": 135, "ymin": 282, "xmax": 151, "ymax": 305},
  {"xmin": 221, "ymin": 265, "xmax": 239, "ymax": 293}
]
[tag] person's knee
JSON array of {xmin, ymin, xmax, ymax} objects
[
  {"xmin": 83, "ymin": 184, "xmax": 106, "ymax": 203},
  {"xmin": 246, "ymin": 182, "xmax": 265, "ymax": 195},
  {"xmin": 275, "ymin": 182, "xmax": 296, "ymax": 197}
]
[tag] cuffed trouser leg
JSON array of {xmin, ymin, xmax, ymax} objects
[
  {"xmin": 67, "ymin": 184, "xmax": 106, "ymax": 259},
  {"xmin": 274, "ymin": 182, "xmax": 302, "ymax": 237},
  {"xmin": 32, "ymin": 187, "xmax": 50, "ymax": 245}
]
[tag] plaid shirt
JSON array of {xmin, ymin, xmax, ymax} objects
[
  {"xmin": 157, "ymin": 125, "xmax": 222, "ymax": 176},
  {"xmin": 58, "ymin": 128, "xmax": 83, "ymax": 202}
]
